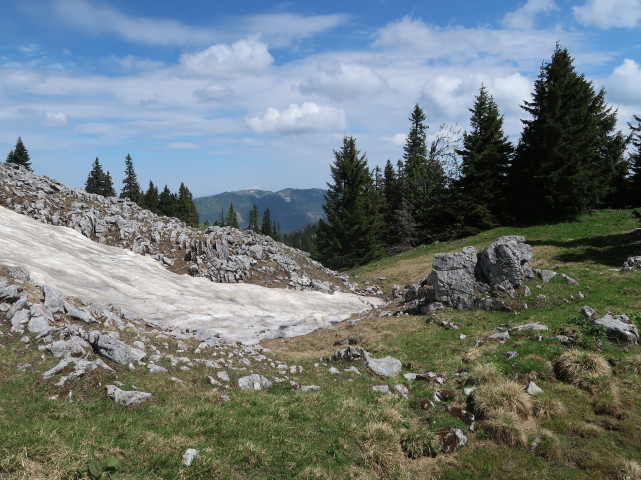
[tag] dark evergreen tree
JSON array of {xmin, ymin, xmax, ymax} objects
[
  {"xmin": 177, "ymin": 182, "xmax": 200, "ymax": 227},
  {"xmin": 120, "ymin": 154, "xmax": 142, "ymax": 204},
  {"xmin": 158, "ymin": 185, "xmax": 177, "ymax": 217},
  {"xmin": 6, "ymin": 137, "xmax": 32, "ymax": 171},
  {"xmin": 143, "ymin": 181, "xmax": 160, "ymax": 214},
  {"xmin": 85, "ymin": 157, "xmax": 116, "ymax": 197},
  {"xmin": 509, "ymin": 43, "xmax": 626, "ymax": 220},
  {"xmin": 455, "ymin": 85, "xmax": 513, "ymax": 233},
  {"xmin": 403, "ymin": 104, "xmax": 428, "ymax": 219},
  {"xmin": 261, "ymin": 209, "xmax": 272, "ymax": 236},
  {"xmin": 247, "ymin": 204, "xmax": 259, "ymax": 231},
  {"xmin": 628, "ymin": 115, "xmax": 641, "ymax": 207},
  {"xmin": 316, "ymin": 136, "xmax": 384, "ymax": 269},
  {"xmin": 225, "ymin": 203, "xmax": 239, "ymax": 229}
]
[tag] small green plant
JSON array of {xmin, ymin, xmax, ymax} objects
[{"xmin": 88, "ymin": 452, "xmax": 120, "ymax": 479}]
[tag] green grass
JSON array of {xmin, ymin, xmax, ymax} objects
[{"xmin": 1, "ymin": 208, "xmax": 641, "ymax": 479}]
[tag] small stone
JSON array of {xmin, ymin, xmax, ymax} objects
[
  {"xmin": 106, "ymin": 385, "xmax": 152, "ymax": 407},
  {"xmin": 238, "ymin": 374, "xmax": 272, "ymax": 390},
  {"xmin": 403, "ymin": 373, "xmax": 417, "ymax": 381},
  {"xmin": 299, "ymin": 385, "xmax": 321, "ymax": 392},
  {"xmin": 364, "ymin": 354, "xmax": 402, "ymax": 377},
  {"xmin": 217, "ymin": 371, "xmax": 230, "ymax": 382},
  {"xmin": 394, "ymin": 384, "xmax": 409, "ymax": 398},
  {"xmin": 343, "ymin": 366, "xmax": 361, "ymax": 375},
  {"xmin": 488, "ymin": 331, "xmax": 510, "ymax": 342},
  {"xmin": 182, "ymin": 448, "xmax": 199, "ymax": 467},
  {"xmin": 147, "ymin": 364, "xmax": 167, "ymax": 373},
  {"xmin": 372, "ymin": 385, "xmax": 391, "ymax": 394},
  {"xmin": 505, "ymin": 351, "xmax": 518, "ymax": 360},
  {"xmin": 328, "ymin": 367, "xmax": 341, "ymax": 375},
  {"xmin": 525, "ymin": 381, "xmax": 543, "ymax": 396}
]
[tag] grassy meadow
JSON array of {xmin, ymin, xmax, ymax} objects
[{"xmin": 1, "ymin": 209, "xmax": 640, "ymax": 479}]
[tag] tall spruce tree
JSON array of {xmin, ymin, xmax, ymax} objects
[
  {"xmin": 6, "ymin": 137, "xmax": 32, "ymax": 171},
  {"xmin": 509, "ymin": 43, "xmax": 626, "ymax": 220},
  {"xmin": 316, "ymin": 136, "xmax": 384, "ymax": 269},
  {"xmin": 261, "ymin": 208, "xmax": 272, "ymax": 236},
  {"xmin": 120, "ymin": 154, "xmax": 142, "ymax": 204},
  {"xmin": 247, "ymin": 204, "xmax": 259, "ymax": 231},
  {"xmin": 628, "ymin": 115, "xmax": 641, "ymax": 207},
  {"xmin": 403, "ymin": 104, "xmax": 428, "ymax": 220},
  {"xmin": 226, "ymin": 203, "xmax": 239, "ymax": 229},
  {"xmin": 158, "ymin": 185, "xmax": 177, "ymax": 217},
  {"xmin": 85, "ymin": 157, "xmax": 116, "ymax": 197},
  {"xmin": 455, "ymin": 85, "xmax": 513, "ymax": 232},
  {"xmin": 143, "ymin": 181, "xmax": 160, "ymax": 214},
  {"xmin": 177, "ymin": 183, "xmax": 200, "ymax": 227}
]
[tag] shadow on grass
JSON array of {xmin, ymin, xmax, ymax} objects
[{"xmin": 528, "ymin": 230, "xmax": 641, "ymax": 267}]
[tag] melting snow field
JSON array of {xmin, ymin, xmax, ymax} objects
[{"xmin": 0, "ymin": 207, "xmax": 380, "ymax": 343}]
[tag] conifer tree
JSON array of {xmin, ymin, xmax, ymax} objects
[
  {"xmin": 85, "ymin": 157, "xmax": 116, "ymax": 197},
  {"xmin": 158, "ymin": 185, "xmax": 177, "ymax": 217},
  {"xmin": 509, "ymin": 43, "xmax": 626, "ymax": 220},
  {"xmin": 6, "ymin": 137, "xmax": 32, "ymax": 171},
  {"xmin": 455, "ymin": 85, "xmax": 513, "ymax": 232},
  {"xmin": 261, "ymin": 208, "xmax": 272, "ymax": 236},
  {"xmin": 316, "ymin": 136, "xmax": 384, "ymax": 269},
  {"xmin": 177, "ymin": 182, "xmax": 200, "ymax": 227},
  {"xmin": 247, "ymin": 204, "xmax": 259, "ymax": 231},
  {"xmin": 225, "ymin": 203, "xmax": 239, "ymax": 229},
  {"xmin": 120, "ymin": 154, "xmax": 142, "ymax": 204},
  {"xmin": 403, "ymin": 104, "xmax": 428, "ymax": 219},
  {"xmin": 628, "ymin": 115, "xmax": 641, "ymax": 207},
  {"xmin": 143, "ymin": 181, "xmax": 160, "ymax": 214}
]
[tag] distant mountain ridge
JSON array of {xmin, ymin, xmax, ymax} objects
[{"xmin": 194, "ymin": 188, "xmax": 327, "ymax": 233}]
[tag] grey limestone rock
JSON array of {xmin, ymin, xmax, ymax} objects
[
  {"xmin": 510, "ymin": 322, "xmax": 549, "ymax": 332},
  {"xmin": 364, "ymin": 353, "xmax": 402, "ymax": 377},
  {"xmin": 534, "ymin": 269, "xmax": 557, "ymax": 283},
  {"xmin": 64, "ymin": 304, "xmax": 97, "ymax": 323},
  {"xmin": 477, "ymin": 236, "xmax": 533, "ymax": 291},
  {"xmin": 593, "ymin": 312, "xmax": 639, "ymax": 345},
  {"xmin": 238, "ymin": 374, "xmax": 272, "ymax": 390},
  {"xmin": 88, "ymin": 330, "xmax": 146, "ymax": 365},
  {"xmin": 45, "ymin": 336, "xmax": 92, "ymax": 358},
  {"xmin": 42, "ymin": 285, "xmax": 65, "ymax": 314},
  {"xmin": 0, "ymin": 285, "xmax": 22, "ymax": 303},
  {"xmin": 372, "ymin": 385, "xmax": 391, "ymax": 393},
  {"xmin": 106, "ymin": 385, "xmax": 152, "ymax": 407},
  {"xmin": 182, "ymin": 449, "xmax": 199, "ymax": 467},
  {"xmin": 525, "ymin": 381, "xmax": 544, "ymax": 396}
]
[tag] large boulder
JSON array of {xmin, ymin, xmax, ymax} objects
[
  {"xmin": 424, "ymin": 247, "xmax": 477, "ymax": 310},
  {"xmin": 476, "ymin": 236, "xmax": 533, "ymax": 292},
  {"xmin": 581, "ymin": 306, "xmax": 639, "ymax": 345},
  {"xmin": 88, "ymin": 331, "xmax": 146, "ymax": 365}
]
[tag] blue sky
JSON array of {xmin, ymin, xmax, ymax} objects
[{"xmin": 1, "ymin": 0, "xmax": 640, "ymax": 197}]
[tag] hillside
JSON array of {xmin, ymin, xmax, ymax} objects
[
  {"xmin": 195, "ymin": 188, "xmax": 326, "ymax": 232},
  {"xmin": 1, "ymin": 193, "xmax": 641, "ymax": 478}
]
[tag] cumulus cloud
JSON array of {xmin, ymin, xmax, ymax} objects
[
  {"xmin": 606, "ymin": 58, "xmax": 641, "ymax": 104},
  {"xmin": 246, "ymin": 103, "xmax": 345, "ymax": 135},
  {"xmin": 380, "ymin": 133, "xmax": 407, "ymax": 146},
  {"xmin": 573, "ymin": 0, "xmax": 641, "ymax": 28},
  {"xmin": 300, "ymin": 63, "xmax": 387, "ymax": 100},
  {"xmin": 501, "ymin": 0, "xmax": 557, "ymax": 29},
  {"xmin": 180, "ymin": 38, "xmax": 273, "ymax": 78}
]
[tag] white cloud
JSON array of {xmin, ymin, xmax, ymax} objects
[
  {"xmin": 180, "ymin": 38, "xmax": 273, "ymax": 78},
  {"xmin": 164, "ymin": 142, "xmax": 199, "ymax": 150},
  {"xmin": 193, "ymin": 83, "xmax": 234, "ymax": 103},
  {"xmin": 50, "ymin": 0, "xmax": 215, "ymax": 46},
  {"xmin": 573, "ymin": 0, "xmax": 641, "ymax": 28},
  {"xmin": 606, "ymin": 58, "xmax": 641, "ymax": 104},
  {"xmin": 246, "ymin": 103, "xmax": 345, "ymax": 135},
  {"xmin": 238, "ymin": 13, "xmax": 350, "ymax": 48},
  {"xmin": 300, "ymin": 63, "xmax": 387, "ymax": 100},
  {"xmin": 501, "ymin": 0, "xmax": 558, "ymax": 29},
  {"xmin": 109, "ymin": 55, "xmax": 165, "ymax": 71},
  {"xmin": 380, "ymin": 133, "xmax": 407, "ymax": 146},
  {"xmin": 6, "ymin": 107, "xmax": 68, "ymax": 128},
  {"xmin": 372, "ymin": 16, "xmax": 577, "ymax": 67}
]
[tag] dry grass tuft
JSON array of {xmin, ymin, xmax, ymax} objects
[
  {"xmin": 361, "ymin": 421, "xmax": 405, "ymax": 479},
  {"xmin": 468, "ymin": 363, "xmax": 500, "ymax": 385},
  {"xmin": 554, "ymin": 349, "xmax": 612, "ymax": 384},
  {"xmin": 629, "ymin": 354, "xmax": 641, "ymax": 375},
  {"xmin": 471, "ymin": 380, "xmax": 532, "ymax": 419},
  {"xmin": 592, "ymin": 383, "xmax": 622, "ymax": 417},
  {"xmin": 480, "ymin": 411, "xmax": 527, "ymax": 448},
  {"xmin": 618, "ymin": 459, "xmax": 641, "ymax": 480},
  {"xmin": 532, "ymin": 396, "xmax": 567, "ymax": 419},
  {"xmin": 400, "ymin": 426, "xmax": 441, "ymax": 458},
  {"xmin": 462, "ymin": 347, "xmax": 483, "ymax": 364}
]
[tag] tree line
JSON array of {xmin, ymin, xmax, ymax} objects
[
  {"xmin": 84, "ymin": 154, "xmax": 200, "ymax": 227},
  {"xmin": 316, "ymin": 44, "xmax": 641, "ymax": 270}
]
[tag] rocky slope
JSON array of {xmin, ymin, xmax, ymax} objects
[{"xmin": 0, "ymin": 163, "xmax": 373, "ymax": 295}]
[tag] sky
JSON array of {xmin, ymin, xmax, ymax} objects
[{"xmin": 1, "ymin": 0, "xmax": 640, "ymax": 198}]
